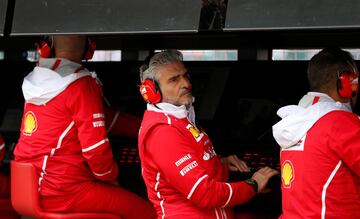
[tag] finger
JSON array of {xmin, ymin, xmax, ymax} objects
[
  {"xmin": 228, "ymin": 166, "xmax": 240, "ymax": 172},
  {"xmin": 227, "ymin": 156, "xmax": 243, "ymax": 171},
  {"xmin": 238, "ymin": 161, "xmax": 250, "ymax": 172},
  {"xmin": 256, "ymin": 167, "xmax": 269, "ymax": 173},
  {"xmin": 230, "ymin": 162, "xmax": 243, "ymax": 172},
  {"xmin": 268, "ymin": 169, "xmax": 280, "ymax": 177},
  {"xmin": 232, "ymin": 156, "xmax": 249, "ymax": 171}
]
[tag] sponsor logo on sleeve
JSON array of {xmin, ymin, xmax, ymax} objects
[
  {"xmin": 282, "ymin": 160, "xmax": 295, "ymax": 188},
  {"xmin": 23, "ymin": 111, "xmax": 37, "ymax": 136},
  {"xmin": 203, "ymin": 145, "xmax": 217, "ymax": 160},
  {"xmin": 93, "ymin": 121, "xmax": 105, "ymax": 127},
  {"xmin": 92, "ymin": 112, "xmax": 105, "ymax": 128},
  {"xmin": 93, "ymin": 113, "xmax": 105, "ymax": 119},
  {"xmin": 180, "ymin": 161, "xmax": 198, "ymax": 176},
  {"xmin": 175, "ymin": 154, "xmax": 192, "ymax": 167}
]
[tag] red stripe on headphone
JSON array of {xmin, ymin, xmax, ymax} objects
[
  {"xmin": 51, "ymin": 59, "xmax": 62, "ymax": 71},
  {"xmin": 312, "ymin": 96, "xmax": 320, "ymax": 105}
]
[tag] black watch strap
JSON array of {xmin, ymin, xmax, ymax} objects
[{"xmin": 244, "ymin": 178, "xmax": 258, "ymax": 194}]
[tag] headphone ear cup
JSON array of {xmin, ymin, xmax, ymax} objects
[
  {"xmin": 139, "ymin": 79, "xmax": 162, "ymax": 104},
  {"xmin": 83, "ymin": 38, "xmax": 96, "ymax": 60},
  {"xmin": 338, "ymin": 72, "xmax": 355, "ymax": 99},
  {"xmin": 36, "ymin": 41, "xmax": 51, "ymax": 58}
]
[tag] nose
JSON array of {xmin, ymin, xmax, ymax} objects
[{"xmin": 182, "ymin": 75, "xmax": 192, "ymax": 90}]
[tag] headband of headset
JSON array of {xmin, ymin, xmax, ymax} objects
[
  {"xmin": 35, "ymin": 37, "xmax": 96, "ymax": 60},
  {"xmin": 139, "ymin": 53, "xmax": 162, "ymax": 104}
]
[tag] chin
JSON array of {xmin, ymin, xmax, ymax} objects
[{"xmin": 181, "ymin": 98, "xmax": 193, "ymax": 106}]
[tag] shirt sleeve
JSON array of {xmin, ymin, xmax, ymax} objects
[
  {"xmin": 331, "ymin": 112, "xmax": 360, "ymax": 176},
  {"xmin": 66, "ymin": 76, "xmax": 118, "ymax": 181},
  {"xmin": 145, "ymin": 125, "xmax": 255, "ymax": 208}
]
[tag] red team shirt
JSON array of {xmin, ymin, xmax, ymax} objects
[
  {"xmin": 139, "ymin": 104, "xmax": 256, "ymax": 219},
  {"xmin": 14, "ymin": 59, "xmax": 118, "ymax": 202},
  {"xmin": 274, "ymin": 92, "xmax": 360, "ymax": 219}
]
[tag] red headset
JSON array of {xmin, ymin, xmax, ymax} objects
[
  {"xmin": 35, "ymin": 40, "xmax": 52, "ymax": 58},
  {"xmin": 337, "ymin": 71, "xmax": 359, "ymax": 98},
  {"xmin": 139, "ymin": 79, "xmax": 162, "ymax": 104},
  {"xmin": 83, "ymin": 38, "xmax": 96, "ymax": 60},
  {"xmin": 36, "ymin": 37, "xmax": 96, "ymax": 60}
]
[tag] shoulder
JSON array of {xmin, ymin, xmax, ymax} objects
[
  {"xmin": 324, "ymin": 110, "xmax": 360, "ymax": 125},
  {"xmin": 67, "ymin": 75, "xmax": 97, "ymax": 89},
  {"xmin": 320, "ymin": 110, "xmax": 360, "ymax": 134},
  {"xmin": 66, "ymin": 76, "xmax": 102, "ymax": 97},
  {"xmin": 144, "ymin": 124, "xmax": 191, "ymax": 156},
  {"xmin": 144, "ymin": 121, "xmax": 183, "ymax": 141}
]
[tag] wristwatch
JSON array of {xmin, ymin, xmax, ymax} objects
[{"xmin": 244, "ymin": 178, "xmax": 258, "ymax": 194}]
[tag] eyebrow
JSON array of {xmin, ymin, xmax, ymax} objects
[
  {"xmin": 168, "ymin": 74, "xmax": 180, "ymax": 81},
  {"xmin": 167, "ymin": 69, "xmax": 189, "ymax": 81}
]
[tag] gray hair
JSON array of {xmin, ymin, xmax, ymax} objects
[{"xmin": 139, "ymin": 50, "xmax": 183, "ymax": 82}]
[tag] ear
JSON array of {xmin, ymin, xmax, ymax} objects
[{"xmin": 139, "ymin": 79, "xmax": 162, "ymax": 104}]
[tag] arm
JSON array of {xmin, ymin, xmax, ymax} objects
[
  {"xmin": 67, "ymin": 77, "xmax": 118, "ymax": 181},
  {"xmin": 220, "ymin": 154, "xmax": 250, "ymax": 172},
  {"xmin": 146, "ymin": 125, "xmax": 256, "ymax": 208},
  {"xmin": 332, "ymin": 113, "xmax": 360, "ymax": 176}
]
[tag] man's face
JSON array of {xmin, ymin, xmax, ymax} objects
[{"xmin": 157, "ymin": 61, "xmax": 193, "ymax": 107}]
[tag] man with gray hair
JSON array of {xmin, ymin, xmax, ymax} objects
[{"xmin": 138, "ymin": 50, "xmax": 278, "ymax": 218}]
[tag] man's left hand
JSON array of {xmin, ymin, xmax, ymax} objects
[{"xmin": 220, "ymin": 154, "xmax": 250, "ymax": 172}]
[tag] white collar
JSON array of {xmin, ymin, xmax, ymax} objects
[{"xmin": 147, "ymin": 102, "xmax": 196, "ymax": 124}]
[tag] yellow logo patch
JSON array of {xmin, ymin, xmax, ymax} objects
[
  {"xmin": 23, "ymin": 111, "xmax": 37, "ymax": 136},
  {"xmin": 186, "ymin": 124, "xmax": 204, "ymax": 142},
  {"xmin": 282, "ymin": 160, "xmax": 295, "ymax": 188},
  {"xmin": 189, "ymin": 126, "xmax": 200, "ymax": 138}
]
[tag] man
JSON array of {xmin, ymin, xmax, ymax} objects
[
  {"xmin": 138, "ymin": 50, "xmax": 278, "ymax": 218},
  {"xmin": 273, "ymin": 47, "xmax": 360, "ymax": 218},
  {"xmin": 14, "ymin": 36, "xmax": 155, "ymax": 218}
]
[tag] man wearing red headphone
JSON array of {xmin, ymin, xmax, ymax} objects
[
  {"xmin": 14, "ymin": 35, "xmax": 155, "ymax": 218},
  {"xmin": 138, "ymin": 50, "xmax": 278, "ymax": 218},
  {"xmin": 273, "ymin": 47, "xmax": 360, "ymax": 218}
]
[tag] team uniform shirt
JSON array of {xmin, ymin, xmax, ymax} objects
[
  {"xmin": 273, "ymin": 92, "xmax": 360, "ymax": 219},
  {"xmin": 138, "ymin": 103, "xmax": 256, "ymax": 219},
  {"xmin": 14, "ymin": 58, "xmax": 118, "ymax": 199}
]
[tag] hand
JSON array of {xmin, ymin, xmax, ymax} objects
[
  {"xmin": 251, "ymin": 167, "xmax": 279, "ymax": 193},
  {"xmin": 220, "ymin": 154, "xmax": 250, "ymax": 172}
]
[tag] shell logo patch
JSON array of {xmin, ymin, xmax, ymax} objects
[
  {"xmin": 281, "ymin": 160, "xmax": 295, "ymax": 188},
  {"xmin": 23, "ymin": 111, "xmax": 37, "ymax": 136},
  {"xmin": 186, "ymin": 124, "xmax": 204, "ymax": 142}
]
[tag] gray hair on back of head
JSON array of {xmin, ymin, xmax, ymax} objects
[{"xmin": 139, "ymin": 50, "xmax": 183, "ymax": 82}]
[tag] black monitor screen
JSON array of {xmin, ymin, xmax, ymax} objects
[
  {"xmin": 225, "ymin": 0, "xmax": 360, "ymax": 31},
  {"xmin": 12, "ymin": 0, "xmax": 201, "ymax": 35},
  {"xmin": 0, "ymin": 0, "xmax": 7, "ymax": 36}
]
